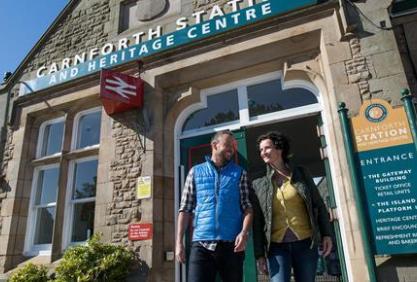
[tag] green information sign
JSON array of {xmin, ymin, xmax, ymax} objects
[
  {"xmin": 352, "ymin": 99, "xmax": 417, "ymax": 254},
  {"xmin": 357, "ymin": 144, "xmax": 417, "ymax": 254}
]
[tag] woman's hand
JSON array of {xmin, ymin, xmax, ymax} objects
[
  {"xmin": 256, "ymin": 257, "xmax": 269, "ymax": 275},
  {"xmin": 234, "ymin": 231, "xmax": 249, "ymax": 252},
  {"xmin": 322, "ymin": 236, "xmax": 333, "ymax": 257}
]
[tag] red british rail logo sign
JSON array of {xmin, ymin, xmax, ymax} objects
[{"xmin": 100, "ymin": 69, "xmax": 144, "ymax": 115}]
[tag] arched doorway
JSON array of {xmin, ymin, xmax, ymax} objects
[{"xmin": 174, "ymin": 71, "xmax": 345, "ymax": 282}]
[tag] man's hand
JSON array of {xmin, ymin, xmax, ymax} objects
[
  {"xmin": 322, "ymin": 236, "xmax": 333, "ymax": 257},
  {"xmin": 256, "ymin": 257, "xmax": 268, "ymax": 275},
  {"xmin": 176, "ymin": 241, "xmax": 186, "ymax": 263},
  {"xmin": 234, "ymin": 231, "xmax": 248, "ymax": 252}
]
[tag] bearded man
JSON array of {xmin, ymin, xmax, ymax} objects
[{"xmin": 176, "ymin": 130, "xmax": 253, "ymax": 282}]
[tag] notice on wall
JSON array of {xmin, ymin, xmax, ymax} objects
[
  {"xmin": 128, "ymin": 223, "xmax": 153, "ymax": 241},
  {"xmin": 137, "ymin": 176, "xmax": 152, "ymax": 199},
  {"xmin": 352, "ymin": 99, "xmax": 417, "ymax": 255}
]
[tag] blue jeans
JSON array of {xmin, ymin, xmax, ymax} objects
[
  {"xmin": 267, "ymin": 238, "xmax": 318, "ymax": 282},
  {"xmin": 188, "ymin": 242, "xmax": 244, "ymax": 282}
]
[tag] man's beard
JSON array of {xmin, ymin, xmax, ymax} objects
[{"xmin": 220, "ymin": 150, "xmax": 233, "ymax": 162}]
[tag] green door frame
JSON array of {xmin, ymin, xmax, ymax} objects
[
  {"xmin": 317, "ymin": 117, "xmax": 349, "ymax": 281},
  {"xmin": 179, "ymin": 129, "xmax": 257, "ymax": 282}
]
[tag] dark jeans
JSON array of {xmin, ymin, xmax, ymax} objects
[
  {"xmin": 188, "ymin": 242, "xmax": 245, "ymax": 282},
  {"xmin": 267, "ymin": 238, "xmax": 318, "ymax": 282}
]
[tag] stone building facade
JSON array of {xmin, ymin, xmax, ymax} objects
[{"xmin": 0, "ymin": 0, "xmax": 416, "ymax": 281}]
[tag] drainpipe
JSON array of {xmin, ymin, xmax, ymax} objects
[
  {"xmin": 401, "ymin": 88, "xmax": 417, "ymax": 153},
  {"xmin": 338, "ymin": 102, "xmax": 378, "ymax": 282}
]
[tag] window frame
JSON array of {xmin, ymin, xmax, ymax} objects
[
  {"xmin": 71, "ymin": 107, "xmax": 102, "ymax": 151},
  {"xmin": 24, "ymin": 163, "xmax": 60, "ymax": 256},
  {"xmin": 62, "ymin": 155, "xmax": 99, "ymax": 249},
  {"xmin": 179, "ymin": 71, "xmax": 322, "ymax": 139},
  {"xmin": 36, "ymin": 116, "xmax": 66, "ymax": 159}
]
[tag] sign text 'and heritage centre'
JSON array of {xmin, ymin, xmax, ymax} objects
[{"xmin": 19, "ymin": 0, "xmax": 317, "ymax": 95}]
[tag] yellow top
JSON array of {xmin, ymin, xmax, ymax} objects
[{"xmin": 270, "ymin": 175, "xmax": 313, "ymax": 243}]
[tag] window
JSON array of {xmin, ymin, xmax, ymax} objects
[
  {"xmin": 66, "ymin": 157, "xmax": 98, "ymax": 243},
  {"xmin": 181, "ymin": 72, "xmax": 320, "ymax": 136},
  {"xmin": 74, "ymin": 110, "xmax": 101, "ymax": 149},
  {"xmin": 65, "ymin": 107, "xmax": 101, "ymax": 246},
  {"xmin": 36, "ymin": 117, "xmax": 65, "ymax": 158},
  {"xmin": 247, "ymin": 79, "xmax": 317, "ymax": 117},
  {"xmin": 182, "ymin": 89, "xmax": 239, "ymax": 131},
  {"xmin": 25, "ymin": 165, "xmax": 59, "ymax": 254},
  {"xmin": 25, "ymin": 107, "xmax": 101, "ymax": 256}
]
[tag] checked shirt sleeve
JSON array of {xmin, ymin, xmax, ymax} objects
[
  {"xmin": 179, "ymin": 167, "xmax": 196, "ymax": 213},
  {"xmin": 240, "ymin": 170, "xmax": 252, "ymax": 211}
]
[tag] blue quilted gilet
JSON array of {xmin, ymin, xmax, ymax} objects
[{"xmin": 192, "ymin": 157, "xmax": 243, "ymax": 241}]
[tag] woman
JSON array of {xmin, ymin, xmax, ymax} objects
[{"xmin": 251, "ymin": 131, "xmax": 333, "ymax": 282}]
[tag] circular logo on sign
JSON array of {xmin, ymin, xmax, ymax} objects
[{"xmin": 365, "ymin": 103, "xmax": 387, "ymax": 123}]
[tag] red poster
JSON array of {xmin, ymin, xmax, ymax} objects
[
  {"xmin": 100, "ymin": 69, "xmax": 144, "ymax": 115},
  {"xmin": 128, "ymin": 223, "xmax": 153, "ymax": 241}
]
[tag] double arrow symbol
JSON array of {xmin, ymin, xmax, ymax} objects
[{"xmin": 105, "ymin": 76, "xmax": 137, "ymax": 99}]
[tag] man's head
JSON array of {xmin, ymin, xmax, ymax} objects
[{"xmin": 211, "ymin": 130, "xmax": 236, "ymax": 165}]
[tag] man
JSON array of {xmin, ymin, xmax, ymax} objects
[{"xmin": 176, "ymin": 130, "xmax": 253, "ymax": 282}]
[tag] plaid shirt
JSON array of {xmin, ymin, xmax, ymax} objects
[{"xmin": 179, "ymin": 161, "xmax": 252, "ymax": 250}]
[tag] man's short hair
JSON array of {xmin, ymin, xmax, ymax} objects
[{"xmin": 211, "ymin": 130, "xmax": 234, "ymax": 144}]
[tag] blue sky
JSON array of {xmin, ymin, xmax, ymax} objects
[{"xmin": 0, "ymin": 0, "xmax": 68, "ymax": 79}]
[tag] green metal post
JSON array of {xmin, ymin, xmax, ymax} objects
[
  {"xmin": 401, "ymin": 88, "xmax": 417, "ymax": 153},
  {"xmin": 337, "ymin": 102, "xmax": 378, "ymax": 282},
  {"xmin": 317, "ymin": 117, "xmax": 349, "ymax": 281}
]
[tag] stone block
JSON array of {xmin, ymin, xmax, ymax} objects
[
  {"xmin": 163, "ymin": 222, "xmax": 175, "ymax": 248},
  {"xmin": 325, "ymin": 42, "xmax": 351, "ymax": 65},
  {"xmin": 360, "ymin": 31, "xmax": 398, "ymax": 57},
  {"xmin": 329, "ymin": 61, "xmax": 349, "ymax": 86},
  {"xmin": 2, "ymin": 179, "xmax": 17, "ymax": 199},
  {"xmin": 16, "ymin": 216, "xmax": 27, "ymax": 236},
  {"xmin": 141, "ymin": 199, "xmax": 153, "ymax": 222},
  {"xmin": 0, "ymin": 236, "xmax": 11, "ymax": 255},
  {"xmin": 19, "ymin": 180, "xmax": 33, "ymax": 199},
  {"xmin": 372, "ymin": 50, "xmax": 403, "ymax": 78},
  {"xmin": 94, "ymin": 203, "xmax": 108, "ymax": 228},
  {"xmin": 369, "ymin": 74, "xmax": 408, "ymax": 105},
  {"xmin": 353, "ymin": 0, "xmax": 391, "ymax": 12},
  {"xmin": 12, "ymin": 235, "xmax": 25, "ymax": 255},
  {"xmin": 139, "ymin": 244, "xmax": 153, "ymax": 268},
  {"xmin": 153, "ymin": 199, "xmax": 163, "ymax": 222},
  {"xmin": 333, "ymin": 84, "xmax": 362, "ymax": 115},
  {"xmin": 16, "ymin": 197, "xmax": 29, "ymax": 217},
  {"xmin": 97, "ymin": 161, "xmax": 111, "ymax": 185},
  {"xmin": 95, "ymin": 183, "xmax": 113, "ymax": 205},
  {"xmin": 163, "ymin": 199, "xmax": 174, "ymax": 222},
  {"xmin": 0, "ymin": 217, "xmax": 12, "ymax": 236},
  {"xmin": 95, "ymin": 225, "xmax": 112, "ymax": 242},
  {"xmin": 359, "ymin": 8, "xmax": 391, "ymax": 32},
  {"xmin": 0, "ymin": 199, "xmax": 15, "ymax": 217},
  {"xmin": 350, "ymin": 258, "xmax": 370, "ymax": 281}
]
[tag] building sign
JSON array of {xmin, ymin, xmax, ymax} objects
[
  {"xmin": 128, "ymin": 223, "xmax": 153, "ymax": 241},
  {"xmin": 137, "ymin": 176, "xmax": 152, "ymax": 199},
  {"xmin": 352, "ymin": 99, "xmax": 417, "ymax": 255},
  {"xmin": 19, "ymin": 0, "xmax": 318, "ymax": 95},
  {"xmin": 99, "ymin": 69, "xmax": 144, "ymax": 115}
]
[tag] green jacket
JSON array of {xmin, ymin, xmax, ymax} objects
[{"xmin": 251, "ymin": 165, "xmax": 332, "ymax": 259}]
